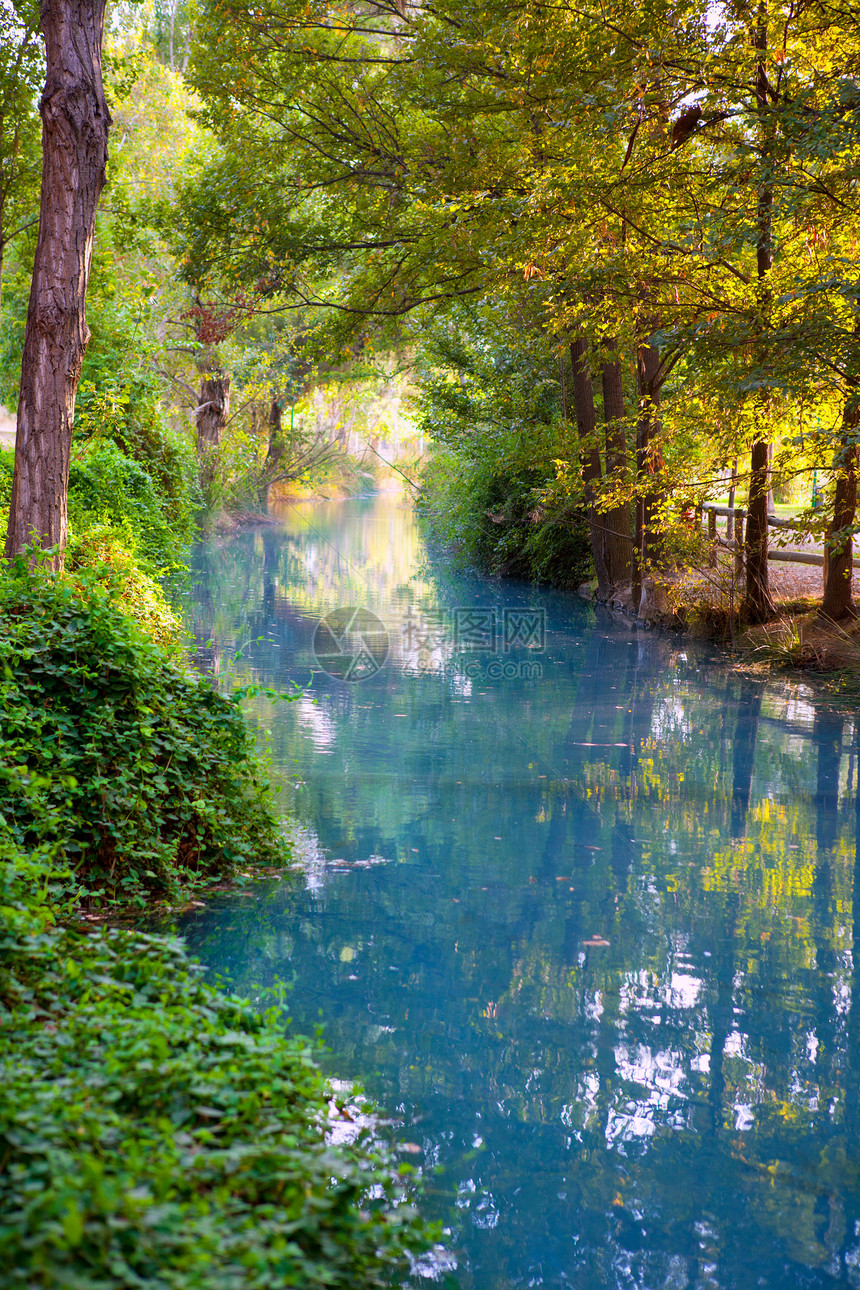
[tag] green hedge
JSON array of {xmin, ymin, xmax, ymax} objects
[{"xmin": 418, "ymin": 449, "xmax": 592, "ymax": 588}]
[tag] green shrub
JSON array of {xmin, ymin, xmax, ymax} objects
[
  {"xmin": 68, "ymin": 439, "xmax": 177, "ymax": 570},
  {"xmin": 0, "ymin": 916, "xmax": 431, "ymax": 1288},
  {"xmin": 66, "ymin": 527, "xmax": 189, "ymax": 655},
  {"xmin": 0, "ymin": 563, "xmax": 282, "ymax": 906},
  {"xmin": 74, "ymin": 375, "xmax": 200, "ymax": 548},
  {"xmin": 0, "ymin": 445, "xmax": 13, "ymax": 507},
  {"xmin": 419, "ymin": 448, "xmax": 592, "ymax": 588}
]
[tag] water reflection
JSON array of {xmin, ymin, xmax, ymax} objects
[{"xmin": 179, "ymin": 497, "xmax": 860, "ymax": 1288}]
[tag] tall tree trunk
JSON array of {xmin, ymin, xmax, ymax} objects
[
  {"xmin": 821, "ymin": 320, "xmax": 860, "ymax": 619},
  {"xmin": 570, "ymin": 337, "xmax": 609, "ymax": 590},
  {"xmin": 196, "ymin": 374, "xmax": 230, "ymax": 454},
  {"xmin": 259, "ymin": 398, "xmax": 285, "ymax": 509},
  {"xmin": 633, "ymin": 338, "xmax": 664, "ymax": 609},
  {"xmin": 743, "ymin": 1, "xmax": 776, "ymax": 623},
  {"xmin": 601, "ymin": 339, "xmax": 631, "ymax": 583},
  {"xmin": 744, "ymin": 437, "xmax": 773, "ymax": 620},
  {"xmin": 4, "ymin": 0, "xmax": 109, "ymax": 568}
]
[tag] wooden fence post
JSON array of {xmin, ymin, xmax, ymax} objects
[
  {"xmin": 707, "ymin": 508, "xmax": 717, "ymax": 568},
  {"xmin": 734, "ymin": 510, "xmax": 744, "ymax": 580}
]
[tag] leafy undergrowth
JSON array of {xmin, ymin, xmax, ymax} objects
[
  {"xmin": 418, "ymin": 450, "xmax": 593, "ymax": 588},
  {"xmin": 0, "ymin": 560, "xmax": 282, "ymax": 909},
  {"xmin": 0, "ymin": 566, "xmax": 436, "ymax": 1285},
  {"xmin": 0, "ymin": 875, "xmax": 431, "ymax": 1287}
]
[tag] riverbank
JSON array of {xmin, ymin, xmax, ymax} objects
[
  {"xmin": 581, "ymin": 552, "xmax": 860, "ymax": 690},
  {"xmin": 0, "ymin": 560, "xmax": 432, "ymax": 1287},
  {"xmin": 416, "ymin": 462, "xmax": 860, "ymax": 678}
]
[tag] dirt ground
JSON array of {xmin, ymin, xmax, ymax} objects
[
  {"xmin": 757, "ymin": 561, "xmax": 826, "ymax": 603},
  {"xmin": 671, "ymin": 553, "xmax": 828, "ymax": 611},
  {"xmin": 659, "ymin": 553, "xmax": 860, "ymax": 670}
]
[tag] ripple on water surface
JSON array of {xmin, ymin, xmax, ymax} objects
[{"xmin": 180, "ymin": 497, "xmax": 860, "ymax": 1289}]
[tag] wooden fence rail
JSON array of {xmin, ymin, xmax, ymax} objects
[{"xmin": 697, "ymin": 503, "xmax": 854, "ymax": 570}]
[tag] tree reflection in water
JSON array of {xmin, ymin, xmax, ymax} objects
[{"xmin": 178, "ymin": 498, "xmax": 860, "ymax": 1289}]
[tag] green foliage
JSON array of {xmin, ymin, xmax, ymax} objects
[
  {"xmin": 414, "ymin": 303, "xmax": 593, "ymax": 586},
  {"xmin": 0, "ymin": 443, "xmax": 13, "ymax": 507},
  {"xmin": 0, "ymin": 562, "xmax": 283, "ymax": 907},
  {"xmin": 0, "ymin": 915, "xmax": 431, "ymax": 1288},
  {"xmin": 73, "ymin": 369, "xmax": 200, "ymax": 555},
  {"xmin": 420, "ymin": 449, "xmax": 592, "ymax": 587},
  {"xmin": 65, "ymin": 528, "xmax": 190, "ymax": 654},
  {"xmin": 68, "ymin": 439, "xmax": 178, "ymax": 570},
  {"xmin": 0, "ymin": 3, "xmax": 42, "ymax": 284}
]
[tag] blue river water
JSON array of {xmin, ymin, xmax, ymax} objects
[{"xmin": 178, "ymin": 496, "xmax": 860, "ymax": 1289}]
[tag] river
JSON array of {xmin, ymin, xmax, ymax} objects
[{"xmin": 178, "ymin": 495, "xmax": 860, "ymax": 1288}]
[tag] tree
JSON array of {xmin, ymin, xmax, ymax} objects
[
  {"xmin": 0, "ymin": 2, "xmax": 42, "ymax": 309},
  {"xmin": 4, "ymin": 0, "xmax": 110, "ymax": 568},
  {"xmin": 184, "ymin": 0, "xmax": 860, "ymax": 615},
  {"xmin": 821, "ymin": 318, "xmax": 860, "ymax": 619}
]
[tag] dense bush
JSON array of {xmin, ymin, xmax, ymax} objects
[
  {"xmin": 412, "ymin": 303, "xmax": 594, "ymax": 589},
  {"xmin": 0, "ymin": 563, "xmax": 281, "ymax": 906},
  {"xmin": 68, "ymin": 438, "xmax": 178, "ymax": 570},
  {"xmin": 74, "ymin": 375, "xmax": 200, "ymax": 554},
  {"xmin": 0, "ymin": 836, "xmax": 431, "ymax": 1288},
  {"xmin": 419, "ymin": 449, "xmax": 593, "ymax": 588}
]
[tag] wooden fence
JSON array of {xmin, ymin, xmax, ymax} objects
[{"xmin": 697, "ymin": 503, "xmax": 846, "ymax": 571}]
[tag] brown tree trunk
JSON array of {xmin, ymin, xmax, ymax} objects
[
  {"xmin": 570, "ymin": 337, "xmax": 609, "ymax": 590},
  {"xmin": 259, "ymin": 398, "xmax": 284, "ymax": 509},
  {"xmin": 4, "ymin": 0, "xmax": 109, "ymax": 568},
  {"xmin": 196, "ymin": 374, "xmax": 230, "ymax": 454},
  {"xmin": 822, "ymin": 331, "xmax": 860, "ymax": 619},
  {"xmin": 633, "ymin": 338, "xmax": 664, "ymax": 609},
  {"xmin": 742, "ymin": 1, "xmax": 776, "ymax": 623},
  {"xmin": 744, "ymin": 437, "xmax": 774, "ymax": 621},
  {"xmin": 601, "ymin": 339, "xmax": 631, "ymax": 583}
]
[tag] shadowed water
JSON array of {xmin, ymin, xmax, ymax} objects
[{"xmin": 179, "ymin": 497, "xmax": 860, "ymax": 1289}]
